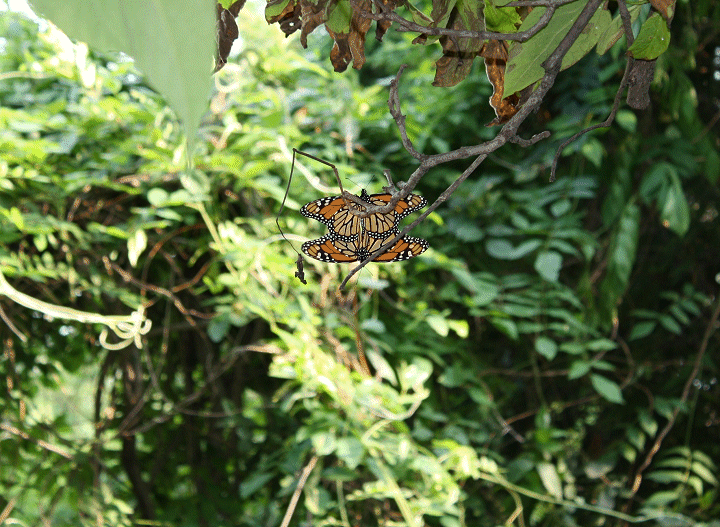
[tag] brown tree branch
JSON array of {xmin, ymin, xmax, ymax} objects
[
  {"xmin": 340, "ymin": 0, "xmax": 606, "ymax": 287},
  {"xmin": 351, "ymin": 0, "xmax": 578, "ymax": 42}
]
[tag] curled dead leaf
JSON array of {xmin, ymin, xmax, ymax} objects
[
  {"xmin": 326, "ymin": 0, "xmax": 373, "ymax": 71},
  {"xmin": 300, "ymin": 0, "xmax": 329, "ymax": 48},
  {"xmin": 480, "ymin": 40, "xmax": 520, "ymax": 125},
  {"xmin": 432, "ymin": 5, "xmax": 484, "ymax": 87}
]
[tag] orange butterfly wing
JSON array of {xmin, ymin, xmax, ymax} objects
[{"xmin": 300, "ymin": 190, "xmax": 429, "ymax": 263}]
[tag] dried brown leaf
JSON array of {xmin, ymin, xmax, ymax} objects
[
  {"xmin": 215, "ymin": 4, "xmax": 240, "ymax": 72},
  {"xmin": 326, "ymin": 0, "xmax": 373, "ymax": 71},
  {"xmin": 480, "ymin": 39, "xmax": 520, "ymax": 125},
  {"xmin": 301, "ymin": 0, "xmax": 329, "ymax": 48},
  {"xmin": 327, "ymin": 30, "xmax": 353, "ymax": 71},
  {"xmin": 432, "ymin": 4, "xmax": 484, "ymax": 88},
  {"xmin": 266, "ymin": 0, "xmax": 294, "ymax": 23},
  {"xmin": 279, "ymin": 3, "xmax": 302, "ymax": 36},
  {"xmin": 649, "ymin": 0, "xmax": 675, "ymax": 21},
  {"xmin": 375, "ymin": 0, "xmax": 402, "ymax": 42}
]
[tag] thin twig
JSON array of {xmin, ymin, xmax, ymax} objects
[
  {"xmin": 280, "ymin": 455, "xmax": 319, "ymax": 527},
  {"xmin": 353, "ymin": 0, "xmax": 577, "ymax": 42}
]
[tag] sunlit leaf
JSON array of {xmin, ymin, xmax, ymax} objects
[
  {"xmin": 30, "ymin": 0, "xmax": 214, "ymax": 145},
  {"xmin": 537, "ymin": 462, "xmax": 563, "ymax": 499},
  {"xmin": 535, "ymin": 336, "xmax": 558, "ymax": 360},
  {"xmin": 534, "ymin": 250, "xmax": 562, "ymax": 282}
]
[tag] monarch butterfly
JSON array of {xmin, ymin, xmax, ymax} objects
[
  {"xmin": 302, "ymin": 231, "xmax": 429, "ymax": 263},
  {"xmin": 301, "ymin": 190, "xmax": 427, "ymax": 239}
]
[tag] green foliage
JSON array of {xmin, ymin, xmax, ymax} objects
[
  {"xmin": 629, "ymin": 12, "xmax": 672, "ymax": 60},
  {"xmin": 1, "ymin": 1, "xmax": 719, "ymax": 526},
  {"xmin": 505, "ymin": 2, "xmax": 613, "ymax": 95}
]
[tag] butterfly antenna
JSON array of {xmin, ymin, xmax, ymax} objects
[{"xmin": 276, "ymin": 149, "xmax": 309, "ymax": 284}]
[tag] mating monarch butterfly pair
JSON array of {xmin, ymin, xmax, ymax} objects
[{"xmin": 301, "ymin": 190, "xmax": 429, "ymax": 263}]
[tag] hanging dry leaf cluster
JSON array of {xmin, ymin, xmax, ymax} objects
[
  {"xmin": 264, "ymin": 0, "xmax": 534, "ymax": 123},
  {"xmin": 220, "ymin": 0, "xmax": 675, "ymax": 126}
]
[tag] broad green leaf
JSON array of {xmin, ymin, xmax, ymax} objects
[
  {"xmin": 628, "ymin": 13, "xmax": 671, "ymax": 60},
  {"xmin": 366, "ymin": 350, "xmax": 398, "ymax": 385},
  {"xmin": 30, "ymin": 0, "xmax": 214, "ymax": 146},
  {"xmin": 505, "ymin": 3, "xmax": 611, "ymax": 95},
  {"xmin": 490, "ymin": 317, "xmax": 518, "ymax": 340},
  {"xmin": 265, "ymin": 0, "xmax": 292, "ymax": 19},
  {"xmin": 638, "ymin": 410, "xmax": 658, "ymax": 436},
  {"xmin": 312, "ymin": 431, "xmax": 338, "ymax": 455},
  {"xmin": 240, "ymin": 472, "xmax": 275, "ymax": 498},
  {"xmin": 659, "ymin": 314, "xmax": 682, "ymax": 334},
  {"xmin": 399, "ymin": 357, "xmax": 433, "ymax": 392},
  {"xmin": 326, "ymin": 0, "xmax": 352, "ymax": 33},
  {"xmin": 585, "ymin": 339, "xmax": 617, "ymax": 351},
  {"xmin": 591, "ymin": 374, "xmax": 624, "ymax": 404},
  {"xmin": 568, "ymin": 360, "xmax": 591, "ymax": 379},
  {"xmin": 360, "ymin": 318, "xmax": 387, "ymax": 333}
]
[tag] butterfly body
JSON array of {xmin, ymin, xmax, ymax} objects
[{"xmin": 300, "ymin": 190, "xmax": 429, "ymax": 263}]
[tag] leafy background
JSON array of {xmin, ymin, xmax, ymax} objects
[{"xmin": 1, "ymin": 0, "xmax": 719, "ymax": 525}]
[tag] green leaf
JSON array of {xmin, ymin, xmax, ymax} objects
[
  {"xmin": 312, "ymin": 431, "xmax": 338, "ymax": 456},
  {"xmin": 326, "ymin": 0, "xmax": 352, "ymax": 33},
  {"xmin": 628, "ymin": 13, "xmax": 671, "ymax": 60},
  {"xmin": 447, "ymin": 319, "xmax": 469, "ymax": 338},
  {"xmin": 505, "ymin": 3, "xmax": 611, "ymax": 95},
  {"xmin": 691, "ymin": 460, "xmax": 719, "ymax": 486},
  {"xmin": 535, "ymin": 336, "xmax": 558, "ymax": 360},
  {"xmin": 337, "ymin": 436, "xmax": 364, "ymax": 469},
  {"xmin": 568, "ymin": 360, "xmax": 591, "ymax": 379},
  {"xmin": 489, "ymin": 317, "xmax": 518, "ymax": 340},
  {"xmin": 483, "ymin": 0, "xmax": 521, "ymax": 33},
  {"xmin": 659, "ymin": 171, "xmax": 689, "ymax": 235},
  {"xmin": 486, "ymin": 238, "xmax": 542, "ymax": 259},
  {"xmin": 537, "ymin": 462, "xmax": 563, "ymax": 499},
  {"xmin": 265, "ymin": 0, "xmax": 291, "ymax": 20},
  {"xmin": 591, "ymin": 374, "xmax": 624, "ymax": 404},
  {"xmin": 629, "ymin": 320, "xmax": 657, "ymax": 340},
  {"xmin": 596, "ymin": 3, "xmax": 642, "ymax": 54},
  {"xmin": 427, "ymin": 314, "xmax": 450, "ymax": 337},
  {"xmin": 534, "ymin": 250, "xmax": 562, "ymax": 282},
  {"xmin": 240, "ymin": 472, "xmax": 275, "ymax": 498},
  {"xmin": 30, "ymin": 0, "xmax": 214, "ymax": 145}
]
